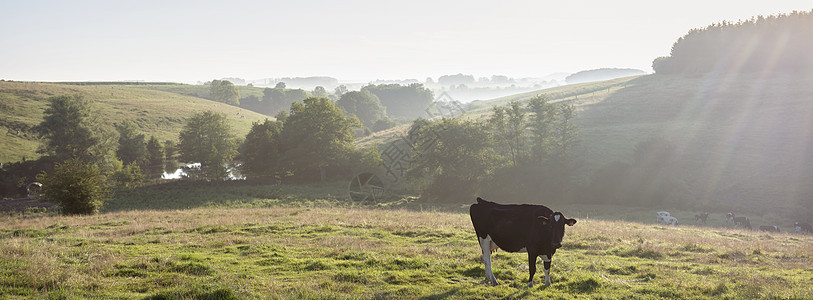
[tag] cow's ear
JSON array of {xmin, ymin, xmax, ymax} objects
[
  {"xmin": 538, "ymin": 215, "xmax": 549, "ymax": 225},
  {"xmin": 566, "ymin": 218, "xmax": 577, "ymax": 226}
]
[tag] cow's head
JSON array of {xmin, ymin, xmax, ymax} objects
[{"xmin": 539, "ymin": 212, "xmax": 577, "ymax": 249}]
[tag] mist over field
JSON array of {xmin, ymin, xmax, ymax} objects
[{"xmin": 2, "ymin": 2, "xmax": 813, "ymax": 299}]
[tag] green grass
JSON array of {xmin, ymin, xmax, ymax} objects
[
  {"xmin": 0, "ymin": 81, "xmax": 271, "ymax": 162},
  {"xmin": 98, "ymin": 180, "xmax": 802, "ymax": 232},
  {"xmin": 2, "ymin": 191, "xmax": 811, "ymax": 299},
  {"xmin": 129, "ymin": 84, "xmax": 267, "ymax": 101},
  {"xmin": 464, "ymin": 75, "xmax": 641, "ymax": 117}
]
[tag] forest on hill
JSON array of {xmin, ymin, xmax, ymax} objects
[{"xmin": 653, "ymin": 10, "xmax": 813, "ymax": 75}]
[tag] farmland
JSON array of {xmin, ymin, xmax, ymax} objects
[{"xmin": 2, "ymin": 183, "xmax": 812, "ymax": 299}]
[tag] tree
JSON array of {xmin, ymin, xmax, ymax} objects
[
  {"xmin": 209, "ymin": 79, "xmax": 240, "ymax": 105},
  {"xmin": 163, "ymin": 140, "xmax": 176, "ymax": 161},
  {"xmin": 280, "ymin": 97, "xmax": 361, "ymax": 181},
  {"xmin": 333, "ymin": 85, "xmax": 348, "ymax": 97},
  {"xmin": 313, "ymin": 86, "xmax": 328, "ymax": 98},
  {"xmin": 552, "ymin": 103, "xmax": 579, "ymax": 162},
  {"xmin": 115, "ymin": 120, "xmax": 146, "ymax": 167},
  {"xmin": 37, "ymin": 158, "xmax": 108, "ymax": 215},
  {"xmin": 489, "ymin": 101, "xmax": 527, "ymax": 167},
  {"xmin": 527, "ymin": 95, "xmax": 557, "ymax": 162},
  {"xmin": 239, "ymin": 119, "xmax": 283, "ymax": 180},
  {"xmin": 407, "ymin": 118, "xmax": 501, "ymax": 202},
  {"xmin": 336, "ymin": 90, "xmax": 387, "ymax": 128},
  {"xmin": 178, "ymin": 111, "xmax": 240, "ymax": 180},
  {"xmin": 274, "ymin": 110, "xmax": 289, "ymax": 123},
  {"xmin": 111, "ymin": 162, "xmax": 144, "ymax": 188},
  {"xmin": 262, "ymin": 87, "xmax": 286, "ymax": 115},
  {"xmin": 37, "ymin": 95, "xmax": 119, "ymax": 173},
  {"xmin": 145, "ymin": 136, "xmax": 164, "ymax": 179},
  {"xmin": 275, "ymin": 82, "xmax": 286, "ymax": 89},
  {"xmin": 284, "ymin": 89, "xmax": 309, "ymax": 109},
  {"xmin": 371, "ymin": 118, "xmax": 396, "ymax": 132},
  {"xmin": 362, "ymin": 83, "xmax": 433, "ymax": 119}
]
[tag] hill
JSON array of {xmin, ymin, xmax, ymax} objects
[
  {"xmin": 350, "ymin": 70, "xmax": 813, "ymax": 216},
  {"xmin": 464, "ymin": 75, "xmax": 640, "ymax": 117},
  {"xmin": 573, "ymin": 72, "xmax": 813, "ymax": 213},
  {"xmin": 0, "ymin": 81, "xmax": 269, "ymax": 163},
  {"xmin": 565, "ymin": 68, "xmax": 647, "ymax": 85}
]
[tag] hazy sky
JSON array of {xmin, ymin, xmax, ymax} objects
[{"xmin": 1, "ymin": 1, "xmax": 811, "ymax": 83}]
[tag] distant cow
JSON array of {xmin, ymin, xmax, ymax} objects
[
  {"xmin": 470, "ymin": 197, "xmax": 576, "ymax": 287},
  {"xmin": 656, "ymin": 211, "xmax": 671, "ymax": 224},
  {"xmin": 759, "ymin": 225, "xmax": 780, "ymax": 232},
  {"xmin": 695, "ymin": 212, "xmax": 709, "ymax": 224},
  {"xmin": 795, "ymin": 222, "xmax": 812, "ymax": 234},
  {"xmin": 727, "ymin": 212, "xmax": 752, "ymax": 229},
  {"xmin": 656, "ymin": 211, "xmax": 677, "ymax": 225},
  {"xmin": 662, "ymin": 215, "xmax": 678, "ymax": 226}
]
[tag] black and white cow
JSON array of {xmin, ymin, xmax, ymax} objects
[
  {"xmin": 759, "ymin": 225, "xmax": 780, "ymax": 232},
  {"xmin": 695, "ymin": 212, "xmax": 709, "ymax": 224},
  {"xmin": 656, "ymin": 211, "xmax": 677, "ymax": 225},
  {"xmin": 656, "ymin": 211, "xmax": 671, "ymax": 223},
  {"xmin": 795, "ymin": 222, "xmax": 812, "ymax": 234},
  {"xmin": 469, "ymin": 197, "xmax": 576, "ymax": 287},
  {"xmin": 727, "ymin": 212, "xmax": 752, "ymax": 229}
]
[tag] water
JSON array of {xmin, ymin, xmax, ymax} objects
[{"xmin": 162, "ymin": 163, "xmax": 245, "ymax": 180}]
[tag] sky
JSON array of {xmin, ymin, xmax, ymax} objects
[{"xmin": 1, "ymin": 0, "xmax": 811, "ymax": 83}]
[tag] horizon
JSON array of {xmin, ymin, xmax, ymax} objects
[{"xmin": 1, "ymin": 1, "xmax": 811, "ymax": 83}]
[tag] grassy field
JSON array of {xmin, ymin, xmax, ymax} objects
[
  {"xmin": 0, "ymin": 183, "xmax": 813, "ymax": 299},
  {"xmin": 2, "ymin": 182, "xmax": 812, "ymax": 299},
  {"xmin": 129, "ymin": 84, "xmax": 267, "ymax": 101},
  {"xmin": 464, "ymin": 75, "xmax": 641, "ymax": 117},
  {"xmin": 0, "ymin": 81, "xmax": 270, "ymax": 162}
]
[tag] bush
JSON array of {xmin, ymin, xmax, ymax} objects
[
  {"xmin": 111, "ymin": 163, "xmax": 144, "ymax": 189},
  {"xmin": 37, "ymin": 158, "xmax": 108, "ymax": 215}
]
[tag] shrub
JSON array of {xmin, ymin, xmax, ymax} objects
[
  {"xmin": 111, "ymin": 163, "xmax": 144, "ymax": 189},
  {"xmin": 37, "ymin": 158, "xmax": 108, "ymax": 215}
]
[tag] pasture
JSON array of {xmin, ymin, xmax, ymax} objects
[
  {"xmin": 0, "ymin": 81, "xmax": 268, "ymax": 162},
  {"xmin": 2, "ymin": 182, "xmax": 811, "ymax": 299}
]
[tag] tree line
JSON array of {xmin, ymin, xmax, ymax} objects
[
  {"xmin": 404, "ymin": 95, "xmax": 580, "ymax": 203},
  {"xmin": 653, "ymin": 10, "xmax": 813, "ymax": 75},
  {"xmin": 239, "ymin": 82, "xmax": 433, "ymax": 134}
]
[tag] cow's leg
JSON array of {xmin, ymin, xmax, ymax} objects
[
  {"xmin": 541, "ymin": 254, "xmax": 552, "ymax": 287},
  {"xmin": 527, "ymin": 253, "xmax": 537, "ymax": 287},
  {"xmin": 479, "ymin": 236, "xmax": 498, "ymax": 285}
]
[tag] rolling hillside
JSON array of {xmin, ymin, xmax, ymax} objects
[
  {"xmin": 576, "ymin": 72, "xmax": 813, "ymax": 213},
  {"xmin": 463, "ymin": 72, "xmax": 813, "ymax": 214},
  {"xmin": 0, "ymin": 81, "xmax": 270, "ymax": 163}
]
